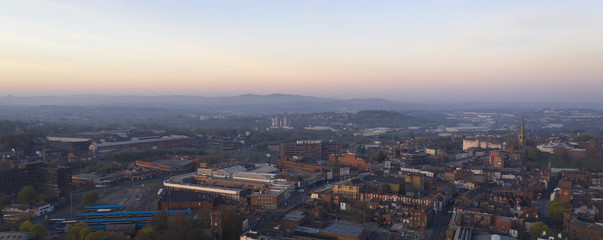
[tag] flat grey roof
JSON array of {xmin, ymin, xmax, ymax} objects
[
  {"xmin": 320, "ymin": 223, "xmax": 364, "ymax": 237},
  {"xmin": 91, "ymin": 135, "xmax": 189, "ymax": 148}
]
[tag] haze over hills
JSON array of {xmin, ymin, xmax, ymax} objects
[
  {"xmin": 0, "ymin": 94, "xmax": 602, "ymax": 116},
  {"xmin": 0, "ymin": 94, "xmax": 403, "ymax": 114}
]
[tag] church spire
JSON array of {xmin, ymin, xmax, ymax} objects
[{"xmin": 518, "ymin": 116, "xmax": 526, "ymax": 147}]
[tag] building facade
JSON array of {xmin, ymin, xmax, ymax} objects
[{"xmin": 280, "ymin": 140, "xmax": 341, "ymax": 161}]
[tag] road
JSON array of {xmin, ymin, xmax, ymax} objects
[
  {"xmin": 425, "ymin": 204, "xmax": 452, "ymax": 240},
  {"xmin": 537, "ymin": 176, "xmax": 560, "ymax": 227}
]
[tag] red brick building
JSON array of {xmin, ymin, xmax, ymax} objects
[
  {"xmin": 250, "ymin": 191, "xmax": 284, "ymax": 209},
  {"xmin": 358, "ymin": 193, "xmax": 440, "ymax": 212},
  {"xmin": 135, "ymin": 156, "xmax": 195, "ymax": 174},
  {"xmin": 328, "ymin": 153, "xmax": 371, "ymax": 171},
  {"xmin": 159, "ymin": 191, "xmax": 211, "ymax": 210},
  {"xmin": 565, "ymin": 217, "xmax": 603, "ymax": 240},
  {"xmin": 563, "ymin": 171, "xmax": 590, "ymax": 185},
  {"xmin": 277, "ymin": 157, "xmax": 340, "ymax": 180},
  {"xmin": 490, "ymin": 151, "xmax": 505, "ymax": 168},
  {"xmin": 398, "ymin": 205, "xmax": 434, "ymax": 230},
  {"xmin": 559, "ymin": 179, "xmax": 573, "ymax": 204}
]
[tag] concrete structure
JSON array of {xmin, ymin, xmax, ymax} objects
[
  {"xmin": 0, "ymin": 232, "xmax": 34, "ymax": 240},
  {"xmin": 46, "ymin": 136, "xmax": 91, "ymax": 153},
  {"xmin": 163, "ymin": 180, "xmax": 242, "ymax": 200},
  {"xmin": 280, "ymin": 140, "xmax": 341, "ymax": 161},
  {"xmin": 463, "ymin": 139, "xmax": 503, "ymax": 151},
  {"xmin": 72, "ymin": 173, "xmax": 120, "ymax": 188},
  {"xmin": 213, "ymin": 165, "xmax": 247, "ymax": 178},
  {"xmin": 89, "ymin": 135, "xmax": 190, "ymax": 153},
  {"xmin": 399, "ymin": 167, "xmax": 435, "ymax": 178},
  {"xmin": 232, "ymin": 172, "xmax": 276, "ymax": 183},
  {"xmin": 135, "ymin": 156, "xmax": 195, "ymax": 174}
]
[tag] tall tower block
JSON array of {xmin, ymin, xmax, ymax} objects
[{"xmin": 518, "ymin": 116, "xmax": 526, "ymax": 147}]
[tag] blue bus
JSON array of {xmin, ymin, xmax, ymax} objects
[{"xmin": 75, "ymin": 210, "xmax": 192, "ymax": 219}]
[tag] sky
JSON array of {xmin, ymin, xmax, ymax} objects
[{"xmin": 1, "ymin": 0, "xmax": 602, "ymax": 102}]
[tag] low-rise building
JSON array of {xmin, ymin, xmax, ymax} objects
[
  {"xmin": 89, "ymin": 135, "xmax": 190, "ymax": 153},
  {"xmin": 318, "ymin": 223, "xmax": 366, "ymax": 240},
  {"xmin": 250, "ymin": 191, "xmax": 285, "ymax": 209},
  {"xmin": 158, "ymin": 191, "xmax": 211, "ymax": 210},
  {"xmin": 135, "ymin": 156, "xmax": 195, "ymax": 175},
  {"xmin": 328, "ymin": 153, "xmax": 371, "ymax": 171}
]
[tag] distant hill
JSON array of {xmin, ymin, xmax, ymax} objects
[
  {"xmin": 1, "ymin": 94, "xmax": 601, "ymax": 116},
  {"xmin": 0, "ymin": 94, "xmax": 406, "ymax": 114}
]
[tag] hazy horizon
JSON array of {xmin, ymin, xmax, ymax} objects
[
  {"xmin": 2, "ymin": 93, "xmax": 603, "ymax": 107},
  {"xmin": 2, "ymin": 1, "xmax": 603, "ymax": 102}
]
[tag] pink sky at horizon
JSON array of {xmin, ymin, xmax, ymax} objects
[{"xmin": 1, "ymin": 1, "xmax": 602, "ymax": 102}]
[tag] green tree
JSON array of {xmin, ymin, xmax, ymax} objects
[
  {"xmin": 79, "ymin": 227, "xmax": 92, "ymax": 240},
  {"xmin": 19, "ymin": 220, "xmax": 33, "ymax": 232},
  {"xmin": 17, "ymin": 186, "xmax": 37, "ymax": 206},
  {"xmin": 0, "ymin": 193, "xmax": 8, "ymax": 209},
  {"xmin": 0, "ymin": 159, "xmax": 11, "ymax": 170},
  {"xmin": 31, "ymin": 224, "xmax": 47, "ymax": 239},
  {"xmin": 82, "ymin": 191, "xmax": 99, "ymax": 206},
  {"xmin": 69, "ymin": 222, "xmax": 90, "ymax": 240},
  {"xmin": 356, "ymin": 145, "xmax": 366, "ymax": 155},
  {"xmin": 85, "ymin": 230, "xmax": 105, "ymax": 240},
  {"xmin": 376, "ymin": 151, "xmax": 387, "ymax": 162},
  {"xmin": 0, "ymin": 134, "xmax": 34, "ymax": 153},
  {"xmin": 103, "ymin": 231, "xmax": 130, "ymax": 240},
  {"xmin": 168, "ymin": 212, "xmax": 192, "ymax": 231},
  {"xmin": 436, "ymin": 136, "xmax": 460, "ymax": 151},
  {"xmin": 528, "ymin": 149, "xmax": 545, "ymax": 161},
  {"xmin": 571, "ymin": 133, "xmax": 595, "ymax": 142},
  {"xmin": 148, "ymin": 211, "xmax": 169, "ymax": 232},
  {"xmin": 479, "ymin": 202, "xmax": 489, "ymax": 212},
  {"xmin": 550, "ymin": 149, "xmax": 570, "ymax": 168},
  {"xmin": 414, "ymin": 138, "xmax": 429, "ymax": 148},
  {"xmin": 136, "ymin": 225, "xmax": 158, "ymax": 240},
  {"xmin": 529, "ymin": 221, "xmax": 553, "ymax": 239},
  {"xmin": 547, "ymin": 201, "xmax": 564, "ymax": 226}
]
